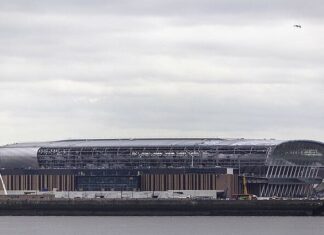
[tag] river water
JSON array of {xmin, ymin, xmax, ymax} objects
[{"xmin": 0, "ymin": 216, "xmax": 323, "ymax": 235}]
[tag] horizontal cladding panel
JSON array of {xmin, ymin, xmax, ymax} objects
[{"xmin": 0, "ymin": 147, "xmax": 39, "ymax": 169}]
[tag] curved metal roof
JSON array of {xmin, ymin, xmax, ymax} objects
[
  {"xmin": 0, "ymin": 146, "xmax": 39, "ymax": 169},
  {"xmin": 1, "ymin": 138, "xmax": 286, "ymax": 148},
  {"xmin": 1, "ymin": 138, "xmax": 323, "ymax": 169}
]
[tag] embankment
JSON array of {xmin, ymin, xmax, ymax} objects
[{"xmin": 0, "ymin": 198, "xmax": 323, "ymax": 216}]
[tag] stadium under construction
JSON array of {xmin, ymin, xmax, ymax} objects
[{"xmin": 0, "ymin": 138, "xmax": 323, "ymax": 198}]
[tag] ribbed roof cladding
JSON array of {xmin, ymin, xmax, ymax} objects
[
  {"xmin": 1, "ymin": 138, "xmax": 285, "ymax": 148},
  {"xmin": 1, "ymin": 138, "xmax": 323, "ymax": 170}
]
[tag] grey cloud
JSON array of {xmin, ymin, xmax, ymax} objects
[
  {"xmin": 0, "ymin": 0, "xmax": 323, "ymax": 144},
  {"xmin": 1, "ymin": 1, "xmax": 324, "ymax": 19}
]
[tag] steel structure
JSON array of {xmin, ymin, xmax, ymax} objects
[{"xmin": 0, "ymin": 138, "xmax": 323, "ymax": 197}]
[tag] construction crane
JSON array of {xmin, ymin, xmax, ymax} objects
[
  {"xmin": 232, "ymin": 176, "xmax": 257, "ymax": 200},
  {"xmin": 243, "ymin": 176, "xmax": 248, "ymax": 195}
]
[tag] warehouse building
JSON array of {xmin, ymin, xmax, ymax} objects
[{"xmin": 0, "ymin": 138, "xmax": 323, "ymax": 197}]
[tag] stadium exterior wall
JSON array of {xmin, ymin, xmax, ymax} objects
[{"xmin": 0, "ymin": 138, "xmax": 323, "ymax": 198}]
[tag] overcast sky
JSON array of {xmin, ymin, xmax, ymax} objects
[{"xmin": 0, "ymin": 0, "xmax": 324, "ymax": 145}]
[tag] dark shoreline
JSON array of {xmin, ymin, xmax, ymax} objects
[{"xmin": 0, "ymin": 199, "xmax": 323, "ymax": 216}]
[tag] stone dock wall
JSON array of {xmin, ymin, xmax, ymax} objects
[{"xmin": 0, "ymin": 198, "xmax": 323, "ymax": 216}]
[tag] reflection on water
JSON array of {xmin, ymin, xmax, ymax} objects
[{"xmin": 0, "ymin": 216, "xmax": 323, "ymax": 235}]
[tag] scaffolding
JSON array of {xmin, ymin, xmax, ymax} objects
[{"xmin": 37, "ymin": 145, "xmax": 268, "ymax": 172}]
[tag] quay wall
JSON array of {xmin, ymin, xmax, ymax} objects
[{"xmin": 0, "ymin": 198, "xmax": 323, "ymax": 216}]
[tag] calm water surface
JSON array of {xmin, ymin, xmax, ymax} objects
[{"xmin": 0, "ymin": 216, "xmax": 323, "ymax": 235}]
